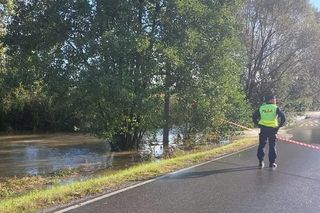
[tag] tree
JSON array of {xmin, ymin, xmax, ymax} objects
[
  {"xmin": 156, "ymin": 0, "xmax": 250, "ymax": 148},
  {"xmin": 240, "ymin": 0, "xmax": 317, "ymax": 108},
  {"xmin": 73, "ymin": 0, "xmax": 164, "ymax": 150},
  {"xmin": 3, "ymin": 0, "xmax": 92, "ymax": 131},
  {"xmin": 0, "ymin": 0, "xmax": 15, "ymax": 130},
  {"xmin": 2, "ymin": 0, "xmax": 251, "ymax": 151}
]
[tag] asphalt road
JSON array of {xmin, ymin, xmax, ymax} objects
[{"xmin": 63, "ymin": 119, "xmax": 320, "ymax": 213}]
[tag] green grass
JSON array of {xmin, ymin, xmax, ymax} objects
[
  {"xmin": 0, "ymin": 169, "xmax": 79, "ymax": 199},
  {"xmin": 0, "ymin": 137, "xmax": 257, "ymax": 213}
]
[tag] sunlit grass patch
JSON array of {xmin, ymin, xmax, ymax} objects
[
  {"xmin": 0, "ymin": 168, "xmax": 80, "ymax": 200},
  {"xmin": 0, "ymin": 176, "xmax": 50, "ymax": 199}
]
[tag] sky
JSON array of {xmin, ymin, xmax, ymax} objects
[{"xmin": 310, "ymin": 0, "xmax": 320, "ymax": 9}]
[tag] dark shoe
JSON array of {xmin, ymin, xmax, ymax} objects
[
  {"xmin": 259, "ymin": 161, "xmax": 265, "ymax": 169},
  {"xmin": 269, "ymin": 163, "xmax": 277, "ymax": 168}
]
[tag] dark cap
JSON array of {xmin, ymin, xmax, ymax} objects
[{"xmin": 264, "ymin": 95, "xmax": 276, "ymax": 102}]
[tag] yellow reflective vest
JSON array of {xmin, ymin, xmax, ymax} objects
[{"xmin": 258, "ymin": 104, "xmax": 279, "ymax": 128}]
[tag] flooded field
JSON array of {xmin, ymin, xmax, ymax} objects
[
  {"xmin": 0, "ymin": 134, "xmax": 142, "ymax": 177},
  {"xmin": 289, "ymin": 116, "xmax": 320, "ymax": 145},
  {"xmin": 289, "ymin": 126, "xmax": 320, "ymax": 145},
  {"xmin": 0, "ymin": 127, "xmax": 230, "ymax": 178}
]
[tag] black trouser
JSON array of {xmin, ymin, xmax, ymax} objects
[{"xmin": 257, "ymin": 126, "xmax": 277, "ymax": 164}]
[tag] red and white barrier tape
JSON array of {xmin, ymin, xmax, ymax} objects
[
  {"xmin": 276, "ymin": 136, "xmax": 320, "ymax": 151},
  {"xmin": 224, "ymin": 120, "xmax": 320, "ymax": 151}
]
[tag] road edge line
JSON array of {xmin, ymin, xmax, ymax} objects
[{"xmin": 54, "ymin": 144, "xmax": 257, "ymax": 213}]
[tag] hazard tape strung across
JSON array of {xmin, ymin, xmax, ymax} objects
[
  {"xmin": 224, "ymin": 120, "xmax": 320, "ymax": 151},
  {"xmin": 223, "ymin": 120, "xmax": 252, "ymax": 131},
  {"xmin": 276, "ymin": 136, "xmax": 320, "ymax": 151}
]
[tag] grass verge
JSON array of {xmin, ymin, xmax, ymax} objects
[
  {"xmin": 0, "ymin": 169, "xmax": 79, "ymax": 200},
  {"xmin": 0, "ymin": 137, "xmax": 257, "ymax": 213}
]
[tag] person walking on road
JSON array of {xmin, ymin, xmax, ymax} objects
[{"xmin": 252, "ymin": 95, "xmax": 286, "ymax": 168}]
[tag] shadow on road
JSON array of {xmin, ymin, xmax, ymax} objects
[{"xmin": 170, "ymin": 165, "xmax": 259, "ymax": 179}]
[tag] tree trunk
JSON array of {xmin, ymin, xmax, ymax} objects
[
  {"xmin": 163, "ymin": 72, "xmax": 171, "ymax": 152},
  {"xmin": 163, "ymin": 91, "xmax": 170, "ymax": 151}
]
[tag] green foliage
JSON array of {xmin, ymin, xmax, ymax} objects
[
  {"xmin": 1, "ymin": 0, "xmax": 253, "ymax": 149},
  {"xmin": 160, "ymin": 0, "xmax": 251, "ymax": 141},
  {"xmin": 241, "ymin": 0, "xmax": 320, "ymax": 110}
]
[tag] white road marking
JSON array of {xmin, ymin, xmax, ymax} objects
[{"xmin": 54, "ymin": 145, "xmax": 257, "ymax": 213}]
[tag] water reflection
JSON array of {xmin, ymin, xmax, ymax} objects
[
  {"xmin": 289, "ymin": 119, "xmax": 320, "ymax": 144},
  {"xmin": 0, "ymin": 128, "xmax": 223, "ymax": 177},
  {"xmin": 0, "ymin": 134, "xmax": 139, "ymax": 177}
]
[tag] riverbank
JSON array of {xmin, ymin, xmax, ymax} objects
[{"xmin": 0, "ymin": 136, "xmax": 258, "ymax": 213}]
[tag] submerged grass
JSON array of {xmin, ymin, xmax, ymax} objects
[
  {"xmin": 0, "ymin": 137, "xmax": 257, "ymax": 213},
  {"xmin": 0, "ymin": 176, "xmax": 51, "ymax": 199},
  {"xmin": 0, "ymin": 168, "xmax": 80, "ymax": 200}
]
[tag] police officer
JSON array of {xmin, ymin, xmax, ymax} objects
[{"xmin": 252, "ymin": 95, "xmax": 286, "ymax": 168}]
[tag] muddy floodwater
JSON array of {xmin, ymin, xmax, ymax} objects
[
  {"xmin": 2, "ymin": 118, "xmax": 318, "ymax": 178},
  {"xmin": 0, "ymin": 134, "xmax": 144, "ymax": 177},
  {"xmin": 289, "ymin": 117, "xmax": 320, "ymax": 144}
]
